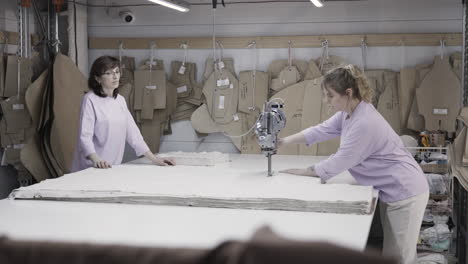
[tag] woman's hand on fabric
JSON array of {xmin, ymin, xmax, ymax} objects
[
  {"xmin": 87, "ymin": 153, "xmax": 111, "ymax": 169},
  {"xmin": 279, "ymin": 168, "xmax": 318, "ymax": 177},
  {"xmin": 93, "ymin": 159, "xmax": 112, "ymax": 169},
  {"xmin": 152, "ymin": 157, "xmax": 176, "ymax": 166}
]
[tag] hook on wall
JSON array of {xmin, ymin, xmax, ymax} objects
[{"xmin": 179, "ymin": 41, "xmax": 188, "ymax": 49}]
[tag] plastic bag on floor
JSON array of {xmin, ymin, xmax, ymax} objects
[
  {"xmin": 425, "ymin": 174, "xmax": 448, "ymax": 195},
  {"xmin": 420, "ymin": 224, "xmax": 451, "ymax": 250},
  {"xmin": 417, "ymin": 253, "xmax": 447, "ymax": 264}
]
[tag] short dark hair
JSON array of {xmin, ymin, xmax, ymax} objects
[{"xmin": 88, "ymin": 56, "xmax": 120, "ymax": 98}]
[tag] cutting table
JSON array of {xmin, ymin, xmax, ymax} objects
[{"xmin": 0, "ymin": 154, "xmax": 378, "ymax": 251}]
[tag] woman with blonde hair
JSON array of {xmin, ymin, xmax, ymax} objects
[{"xmin": 280, "ymin": 65, "xmax": 428, "ymax": 264}]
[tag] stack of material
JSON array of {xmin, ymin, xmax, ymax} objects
[
  {"xmin": 10, "ymin": 154, "xmax": 375, "ymax": 215},
  {"xmin": 13, "ymin": 53, "xmax": 85, "ymax": 183},
  {"xmin": 131, "ymin": 151, "xmax": 230, "ymax": 166}
]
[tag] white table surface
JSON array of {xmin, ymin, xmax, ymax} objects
[{"xmin": 0, "ymin": 154, "xmax": 377, "ymax": 251}]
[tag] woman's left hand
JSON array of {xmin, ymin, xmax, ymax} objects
[
  {"xmin": 152, "ymin": 157, "xmax": 176, "ymax": 166},
  {"xmin": 279, "ymin": 168, "xmax": 318, "ymax": 177}
]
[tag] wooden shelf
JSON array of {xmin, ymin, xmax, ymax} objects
[{"xmin": 89, "ymin": 33, "xmax": 462, "ymax": 49}]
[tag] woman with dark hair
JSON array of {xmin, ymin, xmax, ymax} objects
[
  {"xmin": 71, "ymin": 56, "xmax": 175, "ymax": 172},
  {"xmin": 279, "ymin": 65, "xmax": 429, "ymax": 264}
]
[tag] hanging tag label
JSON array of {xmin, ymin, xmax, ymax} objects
[
  {"xmin": 229, "ymin": 83, "xmax": 234, "ymax": 89},
  {"xmin": 217, "ymin": 78, "xmax": 230, "ymax": 87},
  {"xmin": 233, "ymin": 114, "xmax": 239, "ymax": 121},
  {"xmin": 13, "ymin": 144, "xmax": 24, "ymax": 149},
  {"xmin": 0, "ymin": 150, "xmax": 6, "ymax": 166},
  {"xmin": 177, "ymin": 85, "xmax": 188, "ymax": 93},
  {"xmin": 146, "ymin": 85, "xmax": 157, "ymax": 90},
  {"xmin": 217, "ymin": 61, "xmax": 225, "ymax": 69},
  {"xmin": 178, "ymin": 65, "xmax": 186, "ymax": 74},
  {"xmin": 218, "ymin": 96, "xmax": 225, "ymax": 109},
  {"xmin": 433, "ymin": 108, "xmax": 448, "ymax": 115},
  {"xmin": 13, "ymin": 104, "xmax": 24, "ymax": 110}
]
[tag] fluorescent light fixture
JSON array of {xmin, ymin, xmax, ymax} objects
[
  {"xmin": 310, "ymin": 0, "xmax": 324, "ymax": 7},
  {"xmin": 147, "ymin": 0, "xmax": 190, "ymax": 12}
]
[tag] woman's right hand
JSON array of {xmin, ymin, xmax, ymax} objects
[
  {"xmin": 277, "ymin": 137, "xmax": 289, "ymax": 148},
  {"xmin": 88, "ymin": 154, "xmax": 112, "ymax": 169},
  {"xmin": 93, "ymin": 159, "xmax": 112, "ymax": 169},
  {"xmin": 277, "ymin": 137, "xmax": 284, "ymax": 148}
]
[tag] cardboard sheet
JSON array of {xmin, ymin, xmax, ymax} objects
[
  {"xmin": 52, "ymin": 54, "xmax": 86, "ymax": 173},
  {"xmin": 238, "ymin": 71, "xmax": 269, "ymax": 114},
  {"xmin": 203, "ymin": 69, "xmax": 239, "ymax": 125},
  {"xmin": 203, "ymin": 58, "xmax": 236, "ymax": 82},
  {"xmin": 4, "ymin": 56, "xmax": 32, "ymax": 97},
  {"xmin": 299, "ymin": 78, "xmax": 323, "ymax": 155},
  {"xmin": 240, "ymin": 112, "xmax": 262, "ymax": 154},
  {"xmin": 377, "ymin": 71, "xmax": 401, "ymax": 134},
  {"xmin": 416, "ymin": 56, "xmax": 461, "ymax": 133},
  {"xmin": 399, "ymin": 68, "xmax": 417, "ymax": 130},
  {"xmin": 267, "ymin": 59, "xmax": 308, "ymax": 80},
  {"xmin": 134, "ymin": 70, "xmax": 167, "ymax": 119},
  {"xmin": 274, "ymin": 81, "xmax": 307, "ymax": 155},
  {"xmin": 317, "ymin": 100, "xmax": 340, "ymax": 156},
  {"xmin": 271, "ymin": 66, "xmax": 301, "ymax": 92},
  {"xmin": 0, "ymin": 53, "xmax": 5, "ymax": 95},
  {"xmin": 407, "ymin": 64, "xmax": 431, "ymax": 132}
]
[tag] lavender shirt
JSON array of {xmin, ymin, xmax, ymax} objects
[
  {"xmin": 71, "ymin": 92, "xmax": 150, "ymax": 172},
  {"xmin": 302, "ymin": 101, "xmax": 428, "ymax": 202}
]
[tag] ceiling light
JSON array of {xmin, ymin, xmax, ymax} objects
[
  {"xmin": 310, "ymin": 0, "xmax": 324, "ymax": 7},
  {"xmin": 147, "ymin": 0, "xmax": 190, "ymax": 12}
]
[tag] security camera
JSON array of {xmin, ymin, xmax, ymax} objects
[{"xmin": 119, "ymin": 11, "xmax": 134, "ymax": 23}]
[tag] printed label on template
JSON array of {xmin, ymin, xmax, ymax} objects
[
  {"xmin": 433, "ymin": 108, "xmax": 448, "ymax": 115},
  {"xmin": 218, "ymin": 96, "xmax": 225, "ymax": 109},
  {"xmin": 217, "ymin": 78, "xmax": 230, "ymax": 87},
  {"xmin": 177, "ymin": 85, "xmax": 188, "ymax": 93},
  {"xmin": 13, "ymin": 104, "xmax": 24, "ymax": 110},
  {"xmin": 178, "ymin": 65, "xmax": 186, "ymax": 75}
]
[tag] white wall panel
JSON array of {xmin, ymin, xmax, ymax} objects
[{"xmin": 88, "ymin": 0, "xmax": 463, "ymax": 155}]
